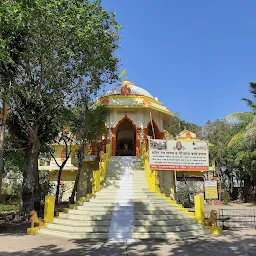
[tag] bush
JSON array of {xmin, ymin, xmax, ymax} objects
[
  {"xmin": 39, "ymin": 172, "xmax": 55, "ymax": 202},
  {"xmin": 175, "ymin": 183, "xmax": 197, "ymax": 208},
  {"xmin": 222, "ymin": 189, "xmax": 231, "ymax": 205}
]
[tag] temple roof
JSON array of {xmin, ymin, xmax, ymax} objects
[
  {"xmin": 102, "ymin": 80, "xmax": 154, "ymax": 99},
  {"xmin": 97, "ymin": 80, "xmax": 173, "ymax": 118}
]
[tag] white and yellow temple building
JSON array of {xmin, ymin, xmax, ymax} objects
[
  {"xmin": 39, "ymin": 80, "xmax": 212, "ymax": 201},
  {"xmin": 37, "ymin": 80, "xmax": 218, "ymax": 240}
]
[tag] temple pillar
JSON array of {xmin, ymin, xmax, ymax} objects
[
  {"xmin": 136, "ymin": 128, "xmax": 141, "ymax": 156},
  {"xmin": 111, "ymin": 128, "xmax": 116, "ymax": 156},
  {"xmin": 143, "ymin": 128, "xmax": 149, "ymax": 151}
]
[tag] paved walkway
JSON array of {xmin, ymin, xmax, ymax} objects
[
  {"xmin": 108, "ymin": 157, "xmax": 134, "ymax": 243},
  {"xmin": 0, "ymin": 230, "xmax": 256, "ymax": 255}
]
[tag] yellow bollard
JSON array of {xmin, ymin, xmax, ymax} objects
[
  {"xmin": 183, "ymin": 208, "xmax": 189, "ymax": 213},
  {"xmin": 194, "ymin": 195, "xmax": 205, "ymax": 224},
  {"xmin": 27, "ymin": 227, "xmax": 39, "ymax": 235},
  {"xmin": 44, "ymin": 195, "xmax": 55, "ymax": 223},
  {"xmin": 210, "ymin": 226, "xmax": 223, "ymax": 235},
  {"xmin": 177, "ymin": 204, "xmax": 183, "ymax": 209},
  {"xmin": 188, "ymin": 212, "xmax": 195, "ymax": 218}
]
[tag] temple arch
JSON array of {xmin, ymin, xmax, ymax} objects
[
  {"xmin": 111, "ymin": 116, "xmax": 140, "ymax": 156},
  {"xmin": 147, "ymin": 120, "xmax": 162, "ymax": 139}
]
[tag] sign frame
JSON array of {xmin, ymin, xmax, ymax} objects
[{"xmin": 149, "ymin": 139, "xmax": 209, "ymax": 171}]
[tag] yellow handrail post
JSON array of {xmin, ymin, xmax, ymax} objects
[
  {"xmin": 153, "ymin": 170, "xmax": 161, "ymax": 194},
  {"xmin": 162, "ymin": 171, "xmax": 165, "ymax": 194},
  {"xmin": 194, "ymin": 195, "xmax": 205, "ymax": 224},
  {"xmin": 106, "ymin": 144, "xmax": 111, "ymax": 159},
  {"xmin": 92, "ymin": 170, "xmax": 100, "ymax": 194},
  {"xmin": 44, "ymin": 195, "xmax": 55, "ymax": 223}
]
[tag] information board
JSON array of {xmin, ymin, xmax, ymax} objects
[
  {"xmin": 149, "ymin": 139, "xmax": 209, "ymax": 171},
  {"xmin": 204, "ymin": 180, "xmax": 218, "ymax": 199}
]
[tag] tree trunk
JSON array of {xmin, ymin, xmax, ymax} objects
[
  {"xmin": 22, "ymin": 146, "xmax": 40, "ymax": 213},
  {"xmin": 70, "ymin": 146, "xmax": 84, "ymax": 204},
  {"xmin": 55, "ymin": 168, "xmax": 63, "ymax": 204},
  {"xmin": 0, "ymin": 100, "xmax": 7, "ymax": 196},
  {"xmin": 0, "ymin": 129, "xmax": 5, "ymax": 197}
]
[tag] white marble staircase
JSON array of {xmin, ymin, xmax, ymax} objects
[{"xmin": 40, "ymin": 156, "xmax": 208, "ymax": 240}]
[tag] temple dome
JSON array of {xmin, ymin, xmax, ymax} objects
[{"xmin": 102, "ymin": 80, "xmax": 154, "ymax": 99}]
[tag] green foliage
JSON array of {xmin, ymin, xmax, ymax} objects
[
  {"xmin": 72, "ymin": 98, "xmax": 109, "ymax": 143},
  {"xmin": 39, "ymin": 172, "xmax": 55, "ymax": 202},
  {"xmin": 69, "ymin": 100, "xmax": 110, "ymax": 203},
  {"xmin": 221, "ymin": 189, "xmax": 231, "ymax": 205},
  {"xmin": 204, "ymin": 119, "xmax": 243, "ymax": 167},
  {"xmin": 1, "ymin": 0, "xmax": 121, "ymax": 210},
  {"xmin": 166, "ymin": 113, "xmax": 203, "ymax": 138},
  {"xmin": 175, "ymin": 183, "xmax": 196, "ymax": 208},
  {"xmin": 0, "ymin": 203, "xmax": 20, "ymax": 213}
]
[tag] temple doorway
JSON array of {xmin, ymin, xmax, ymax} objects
[
  {"xmin": 116, "ymin": 119, "xmax": 136, "ymax": 156},
  {"xmin": 147, "ymin": 120, "xmax": 162, "ymax": 139}
]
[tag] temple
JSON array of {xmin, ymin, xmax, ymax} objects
[
  {"xmin": 96, "ymin": 80, "xmax": 173, "ymax": 156},
  {"xmin": 39, "ymin": 80, "xmax": 212, "ymax": 201},
  {"xmin": 38, "ymin": 79, "xmax": 214, "ymax": 240}
]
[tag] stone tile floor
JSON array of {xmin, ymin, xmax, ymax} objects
[{"xmin": 0, "ymin": 230, "xmax": 256, "ymax": 255}]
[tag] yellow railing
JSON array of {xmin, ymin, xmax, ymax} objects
[
  {"xmin": 92, "ymin": 143, "xmax": 111, "ymax": 194},
  {"xmin": 141, "ymin": 143, "xmax": 160, "ymax": 194}
]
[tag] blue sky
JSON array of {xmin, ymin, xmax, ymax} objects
[{"xmin": 102, "ymin": 0, "xmax": 255, "ymax": 125}]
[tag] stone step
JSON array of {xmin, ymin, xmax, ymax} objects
[
  {"xmin": 53, "ymin": 218, "xmax": 111, "ymax": 226},
  {"xmin": 46, "ymin": 222, "xmax": 201, "ymax": 234},
  {"xmin": 46, "ymin": 223, "xmax": 111, "ymax": 233},
  {"xmin": 67, "ymin": 209, "xmax": 113, "ymax": 215},
  {"xmin": 58, "ymin": 212, "xmax": 186, "ymax": 221},
  {"xmin": 132, "ymin": 229, "xmax": 209, "ymax": 240},
  {"xmin": 88, "ymin": 197, "xmax": 149, "ymax": 202},
  {"xmin": 58, "ymin": 214, "xmax": 113, "ymax": 221},
  {"xmin": 40, "ymin": 229, "xmax": 208, "ymax": 240},
  {"xmin": 134, "ymin": 214, "xmax": 187, "ymax": 220},
  {"xmin": 133, "ymin": 224, "xmax": 202, "ymax": 233},
  {"xmin": 96, "ymin": 190, "xmax": 152, "ymax": 194},
  {"xmin": 133, "ymin": 210, "xmax": 184, "ymax": 215},
  {"xmin": 40, "ymin": 229, "xmax": 109, "ymax": 239},
  {"xmin": 76, "ymin": 205, "xmax": 179, "ymax": 212},
  {"xmin": 53, "ymin": 218, "xmax": 195, "ymax": 227}
]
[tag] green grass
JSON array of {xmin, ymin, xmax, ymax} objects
[{"xmin": 0, "ymin": 203, "xmax": 20, "ymax": 213}]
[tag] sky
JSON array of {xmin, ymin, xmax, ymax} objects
[{"xmin": 101, "ymin": 0, "xmax": 256, "ymax": 125}]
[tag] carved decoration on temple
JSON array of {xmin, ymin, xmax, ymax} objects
[
  {"xmin": 142, "ymin": 99, "xmax": 151, "ymax": 105},
  {"xmin": 121, "ymin": 84, "xmax": 131, "ymax": 96},
  {"xmin": 101, "ymin": 99, "xmax": 110, "ymax": 105}
]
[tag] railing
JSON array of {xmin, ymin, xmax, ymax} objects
[
  {"xmin": 92, "ymin": 144, "xmax": 111, "ymax": 194},
  {"xmin": 141, "ymin": 143, "xmax": 161, "ymax": 193},
  {"xmin": 219, "ymin": 208, "xmax": 256, "ymax": 230}
]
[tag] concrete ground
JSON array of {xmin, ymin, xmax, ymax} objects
[{"xmin": 0, "ymin": 230, "xmax": 256, "ymax": 256}]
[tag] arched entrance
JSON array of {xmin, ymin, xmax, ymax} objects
[
  {"xmin": 116, "ymin": 119, "xmax": 136, "ymax": 156},
  {"xmin": 147, "ymin": 120, "xmax": 162, "ymax": 139}
]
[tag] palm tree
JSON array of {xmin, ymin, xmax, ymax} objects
[
  {"xmin": 226, "ymin": 82, "xmax": 256, "ymax": 147},
  {"xmin": 69, "ymin": 99, "xmax": 109, "ymax": 203}
]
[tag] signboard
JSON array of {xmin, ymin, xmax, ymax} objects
[
  {"xmin": 149, "ymin": 139, "xmax": 209, "ymax": 171},
  {"xmin": 204, "ymin": 180, "xmax": 218, "ymax": 199}
]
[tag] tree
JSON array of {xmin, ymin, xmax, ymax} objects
[
  {"xmin": 49, "ymin": 130, "xmax": 74, "ymax": 204},
  {"xmin": 0, "ymin": 1, "xmax": 25, "ymax": 195},
  {"xmin": 203, "ymin": 119, "xmax": 243, "ymax": 199},
  {"xmin": 226, "ymin": 82, "xmax": 256, "ymax": 147},
  {"xmin": 69, "ymin": 100, "xmax": 109, "ymax": 203},
  {"xmin": 166, "ymin": 113, "xmax": 203, "ymax": 138},
  {"xmin": 1, "ymin": 0, "xmax": 121, "ymax": 212}
]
